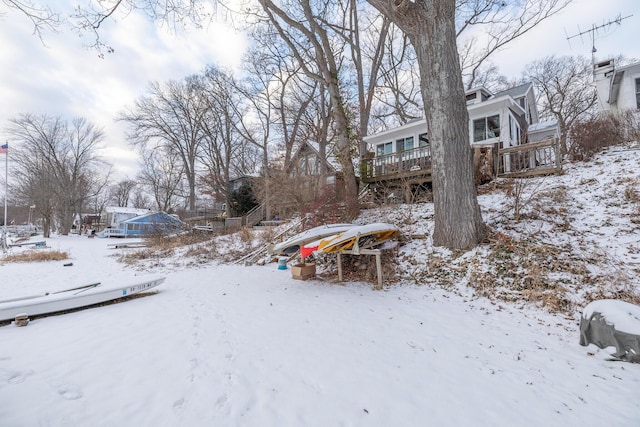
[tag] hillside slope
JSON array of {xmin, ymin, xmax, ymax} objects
[{"xmin": 354, "ymin": 143, "xmax": 640, "ymax": 315}]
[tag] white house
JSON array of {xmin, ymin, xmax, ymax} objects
[
  {"xmin": 362, "ymin": 83, "xmax": 560, "ymax": 181},
  {"xmin": 365, "ymin": 83, "xmax": 551, "ymax": 154},
  {"xmin": 593, "ymin": 59, "xmax": 640, "ymax": 113},
  {"xmin": 103, "ymin": 206, "xmax": 151, "ymax": 229}
]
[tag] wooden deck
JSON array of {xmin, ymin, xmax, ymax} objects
[
  {"xmin": 360, "ymin": 145, "xmax": 433, "ymax": 185},
  {"xmin": 360, "ymin": 138, "xmax": 562, "ymax": 188}
]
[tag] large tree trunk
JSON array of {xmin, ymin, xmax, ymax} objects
[
  {"xmin": 42, "ymin": 216, "xmax": 51, "ymax": 238},
  {"xmin": 368, "ymin": 0, "xmax": 485, "ymax": 249},
  {"xmin": 331, "ymin": 100, "xmax": 360, "ymax": 219}
]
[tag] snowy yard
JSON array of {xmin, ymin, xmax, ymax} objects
[{"xmin": 1, "ymin": 145, "xmax": 640, "ymax": 426}]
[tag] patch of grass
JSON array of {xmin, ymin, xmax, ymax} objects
[
  {"xmin": 115, "ymin": 247, "xmax": 175, "ymax": 265},
  {"xmin": 2, "ymin": 249, "xmax": 69, "ymax": 263},
  {"xmin": 184, "ymin": 241, "xmax": 219, "ymax": 261},
  {"xmin": 144, "ymin": 231, "xmax": 213, "ymax": 249}
]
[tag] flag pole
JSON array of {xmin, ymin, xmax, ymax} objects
[{"xmin": 2, "ymin": 141, "xmax": 7, "ymax": 254}]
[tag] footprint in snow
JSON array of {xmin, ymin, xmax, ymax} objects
[
  {"xmin": 0, "ymin": 368, "xmax": 33, "ymax": 384},
  {"xmin": 173, "ymin": 398, "xmax": 185, "ymax": 409},
  {"xmin": 216, "ymin": 394, "xmax": 228, "ymax": 408},
  {"xmin": 55, "ymin": 383, "xmax": 84, "ymax": 400}
]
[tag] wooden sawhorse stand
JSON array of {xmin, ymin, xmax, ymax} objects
[{"xmin": 336, "ymin": 246, "xmax": 384, "ymax": 290}]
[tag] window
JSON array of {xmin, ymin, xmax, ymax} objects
[
  {"xmin": 396, "ymin": 136, "xmax": 414, "ymax": 152},
  {"xmin": 473, "ymin": 115, "xmax": 500, "ymax": 142},
  {"xmin": 636, "ymin": 78, "xmax": 640, "ymax": 109},
  {"xmin": 295, "ymin": 154, "xmax": 318, "ymax": 176},
  {"xmin": 418, "ymin": 133, "xmax": 429, "ymax": 146},
  {"xmin": 466, "ymin": 93, "xmax": 477, "ymax": 105},
  {"xmin": 376, "ymin": 142, "xmax": 392, "ymax": 156}
]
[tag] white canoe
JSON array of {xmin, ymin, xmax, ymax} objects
[
  {"xmin": 0, "ymin": 277, "xmax": 166, "ymax": 322},
  {"xmin": 270, "ymin": 223, "xmax": 354, "ymax": 254}
]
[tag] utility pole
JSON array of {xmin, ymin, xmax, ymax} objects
[
  {"xmin": 1, "ymin": 141, "xmax": 8, "ymax": 254},
  {"xmin": 565, "ymin": 14, "xmax": 633, "ymax": 65}
]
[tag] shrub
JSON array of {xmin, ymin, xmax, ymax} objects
[
  {"xmin": 618, "ymin": 110, "xmax": 640, "ymax": 142},
  {"xmin": 568, "ymin": 115, "xmax": 626, "ymax": 161}
]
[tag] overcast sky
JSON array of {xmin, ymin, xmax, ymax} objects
[{"xmin": 1, "ymin": 0, "xmax": 638, "ymax": 179}]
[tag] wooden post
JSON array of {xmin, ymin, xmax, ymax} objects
[
  {"xmin": 555, "ymin": 137, "xmax": 562, "ymax": 172},
  {"xmin": 375, "ymin": 252, "xmax": 382, "ymax": 290}
]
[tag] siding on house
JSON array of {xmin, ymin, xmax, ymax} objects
[
  {"xmin": 361, "ymin": 83, "xmax": 560, "ymax": 184},
  {"xmin": 594, "ymin": 59, "xmax": 640, "ymax": 113},
  {"xmin": 364, "ymin": 82, "xmax": 554, "ymax": 157}
]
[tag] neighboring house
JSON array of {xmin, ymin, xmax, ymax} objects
[
  {"xmin": 593, "ymin": 59, "xmax": 640, "ymax": 113},
  {"xmin": 103, "ymin": 206, "xmax": 151, "ymax": 229},
  {"xmin": 97, "ymin": 211, "xmax": 184, "ymax": 238},
  {"xmin": 268, "ymin": 141, "xmax": 342, "ymax": 216},
  {"xmin": 229, "ymin": 175, "xmax": 257, "ymax": 193},
  {"xmin": 287, "ymin": 141, "xmax": 338, "ymax": 186},
  {"xmin": 362, "ymin": 82, "xmax": 560, "ymax": 186}
]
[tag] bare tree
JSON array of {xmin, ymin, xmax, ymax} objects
[
  {"xmin": 86, "ymin": 189, "xmax": 110, "ymax": 226},
  {"xmin": 255, "ymin": 0, "xmax": 360, "ymax": 218},
  {"xmin": 7, "ymin": 114, "xmax": 110, "ymax": 236},
  {"xmin": 234, "ymin": 40, "xmax": 329, "ymax": 219},
  {"xmin": 367, "ymin": 0, "xmax": 485, "ymax": 249},
  {"xmin": 343, "ymin": 0, "xmax": 392, "ymax": 149},
  {"xmin": 137, "ymin": 147, "xmax": 185, "ymax": 212},
  {"xmin": 9, "ymin": 150, "xmax": 57, "ymax": 236},
  {"xmin": 523, "ymin": 55, "xmax": 597, "ymax": 154},
  {"xmin": 109, "ymin": 179, "xmax": 137, "ymax": 207},
  {"xmin": 456, "ymin": 0, "xmax": 569, "ymax": 89},
  {"xmin": 120, "ymin": 79, "xmax": 205, "ymax": 212},
  {"xmin": 2, "ymin": 0, "xmax": 61, "ymax": 40},
  {"xmin": 195, "ymin": 66, "xmax": 248, "ymax": 217},
  {"xmin": 130, "ymin": 188, "xmax": 152, "ymax": 210},
  {"xmin": 370, "ymin": 24, "xmax": 422, "ymax": 129},
  {"xmin": 233, "ymin": 47, "xmax": 279, "ymax": 220}
]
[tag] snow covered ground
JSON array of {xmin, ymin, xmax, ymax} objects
[{"xmin": 1, "ymin": 145, "xmax": 639, "ymax": 426}]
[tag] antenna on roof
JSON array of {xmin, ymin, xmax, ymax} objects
[{"xmin": 565, "ymin": 13, "xmax": 633, "ymax": 64}]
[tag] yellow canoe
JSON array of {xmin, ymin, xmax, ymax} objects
[{"xmin": 317, "ymin": 223, "xmax": 400, "ymax": 254}]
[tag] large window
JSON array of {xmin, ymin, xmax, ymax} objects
[
  {"xmin": 376, "ymin": 142, "xmax": 392, "ymax": 156},
  {"xmin": 291, "ymin": 154, "xmax": 319, "ymax": 177},
  {"xmin": 636, "ymin": 78, "xmax": 640, "ymax": 109},
  {"xmin": 396, "ymin": 136, "xmax": 414, "ymax": 152},
  {"xmin": 473, "ymin": 114, "xmax": 500, "ymax": 142}
]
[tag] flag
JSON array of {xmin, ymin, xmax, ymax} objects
[
  {"xmin": 300, "ymin": 244, "xmax": 317, "ymax": 260},
  {"xmin": 0, "ymin": 143, "xmax": 7, "ymax": 154}
]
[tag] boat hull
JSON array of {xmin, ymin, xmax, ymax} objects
[
  {"xmin": 271, "ymin": 223, "xmax": 354, "ymax": 254},
  {"xmin": 0, "ymin": 277, "xmax": 166, "ymax": 322},
  {"xmin": 318, "ymin": 223, "xmax": 400, "ymax": 254}
]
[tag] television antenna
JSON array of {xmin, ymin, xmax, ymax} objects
[{"xmin": 565, "ymin": 13, "xmax": 633, "ymax": 63}]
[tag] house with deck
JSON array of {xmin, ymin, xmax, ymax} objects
[{"xmin": 361, "ymin": 83, "xmax": 561, "ymax": 197}]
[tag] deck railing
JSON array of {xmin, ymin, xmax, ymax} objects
[
  {"xmin": 224, "ymin": 204, "xmax": 265, "ymax": 229},
  {"xmin": 245, "ymin": 204, "xmax": 265, "ymax": 227},
  {"xmin": 360, "ymin": 145, "xmax": 432, "ymax": 181},
  {"xmin": 497, "ymin": 138, "xmax": 562, "ymax": 177}
]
